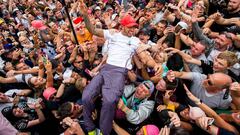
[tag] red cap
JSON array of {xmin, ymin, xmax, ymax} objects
[
  {"xmin": 73, "ymin": 17, "xmax": 84, "ymax": 25},
  {"xmin": 120, "ymin": 14, "xmax": 138, "ymax": 28}
]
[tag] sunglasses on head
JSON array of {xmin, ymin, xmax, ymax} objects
[{"xmin": 143, "ymin": 82, "xmax": 150, "ymax": 90}]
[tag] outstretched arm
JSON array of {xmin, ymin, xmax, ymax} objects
[{"xmin": 79, "ymin": 0, "xmax": 104, "ymax": 37}]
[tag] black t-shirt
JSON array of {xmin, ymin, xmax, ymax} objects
[{"xmin": 59, "ymin": 84, "xmax": 82, "ymax": 103}]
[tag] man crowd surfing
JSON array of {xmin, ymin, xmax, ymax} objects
[{"xmin": 0, "ymin": 0, "xmax": 240, "ymax": 134}]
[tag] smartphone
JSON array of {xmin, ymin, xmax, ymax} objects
[
  {"xmin": 42, "ymin": 56, "xmax": 47, "ymax": 65},
  {"xmin": 175, "ymin": 25, "xmax": 183, "ymax": 33},
  {"xmin": 208, "ymin": 118, "xmax": 214, "ymax": 125}
]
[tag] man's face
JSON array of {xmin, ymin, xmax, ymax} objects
[
  {"xmin": 139, "ymin": 34, "xmax": 150, "ymax": 43},
  {"xmin": 190, "ymin": 42, "xmax": 205, "ymax": 57},
  {"xmin": 156, "ymin": 22, "xmax": 166, "ymax": 36},
  {"xmin": 55, "ymin": 11, "xmax": 63, "ymax": 19},
  {"xmin": 135, "ymin": 83, "xmax": 150, "ymax": 99},
  {"xmin": 66, "ymin": 41, "xmax": 75, "ymax": 52},
  {"xmin": 16, "ymin": 62, "xmax": 29, "ymax": 70},
  {"xmin": 156, "ymin": 2, "xmax": 164, "ymax": 9},
  {"xmin": 145, "ymin": 11, "xmax": 153, "ymax": 20},
  {"xmin": 202, "ymin": 74, "xmax": 230, "ymax": 92},
  {"xmin": 213, "ymin": 58, "xmax": 228, "ymax": 72},
  {"xmin": 214, "ymin": 34, "xmax": 231, "ymax": 50},
  {"xmin": 123, "ymin": 26, "xmax": 136, "ymax": 37},
  {"xmin": 227, "ymin": 0, "xmax": 240, "ymax": 12},
  {"xmin": 73, "ymin": 56, "xmax": 84, "ymax": 69},
  {"xmin": 70, "ymin": 103, "xmax": 83, "ymax": 118}
]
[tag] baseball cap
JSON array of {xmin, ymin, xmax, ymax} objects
[
  {"xmin": 138, "ymin": 28, "xmax": 151, "ymax": 36},
  {"xmin": 176, "ymin": 21, "xmax": 188, "ymax": 30},
  {"xmin": 105, "ymin": 6, "xmax": 113, "ymax": 12},
  {"xmin": 143, "ymin": 125, "xmax": 160, "ymax": 135},
  {"xmin": 43, "ymin": 87, "xmax": 57, "ymax": 101},
  {"xmin": 120, "ymin": 14, "xmax": 138, "ymax": 28},
  {"xmin": 94, "ymin": 6, "xmax": 101, "ymax": 11},
  {"xmin": 142, "ymin": 80, "xmax": 155, "ymax": 94},
  {"xmin": 189, "ymin": 106, "xmax": 206, "ymax": 120},
  {"xmin": 31, "ymin": 20, "xmax": 48, "ymax": 30},
  {"xmin": 73, "ymin": 17, "xmax": 84, "ymax": 25}
]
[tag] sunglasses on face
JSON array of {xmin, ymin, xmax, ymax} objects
[{"xmin": 205, "ymin": 75, "xmax": 213, "ymax": 86}]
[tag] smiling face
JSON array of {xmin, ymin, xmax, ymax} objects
[
  {"xmin": 135, "ymin": 83, "xmax": 150, "ymax": 100},
  {"xmin": 190, "ymin": 42, "xmax": 205, "ymax": 57},
  {"xmin": 213, "ymin": 58, "xmax": 228, "ymax": 72},
  {"xmin": 122, "ymin": 26, "xmax": 137, "ymax": 37},
  {"xmin": 232, "ymin": 112, "xmax": 240, "ymax": 125},
  {"xmin": 214, "ymin": 34, "xmax": 232, "ymax": 51},
  {"xmin": 180, "ymin": 108, "xmax": 191, "ymax": 121},
  {"xmin": 29, "ymin": 76, "xmax": 46, "ymax": 88}
]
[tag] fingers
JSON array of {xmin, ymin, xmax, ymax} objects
[{"xmin": 159, "ymin": 126, "xmax": 170, "ymax": 135}]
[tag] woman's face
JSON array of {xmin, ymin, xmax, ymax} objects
[
  {"xmin": 30, "ymin": 76, "xmax": 46, "ymax": 88},
  {"xmin": 156, "ymin": 79, "xmax": 166, "ymax": 91},
  {"xmin": 180, "ymin": 108, "xmax": 191, "ymax": 121},
  {"xmin": 13, "ymin": 108, "xmax": 25, "ymax": 117}
]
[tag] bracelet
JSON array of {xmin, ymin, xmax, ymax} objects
[{"xmin": 195, "ymin": 99, "xmax": 202, "ymax": 105}]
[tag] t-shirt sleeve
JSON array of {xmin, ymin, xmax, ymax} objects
[
  {"xmin": 189, "ymin": 72, "xmax": 205, "ymax": 82},
  {"xmin": 103, "ymin": 30, "xmax": 112, "ymax": 40},
  {"xmin": 14, "ymin": 74, "xmax": 24, "ymax": 83}
]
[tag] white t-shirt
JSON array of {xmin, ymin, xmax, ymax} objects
[
  {"xmin": 103, "ymin": 30, "xmax": 140, "ymax": 69},
  {"xmin": 14, "ymin": 74, "xmax": 33, "ymax": 85}
]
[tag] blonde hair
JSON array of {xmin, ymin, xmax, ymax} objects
[{"xmin": 217, "ymin": 51, "xmax": 238, "ymax": 67}]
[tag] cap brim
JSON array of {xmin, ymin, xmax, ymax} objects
[
  {"xmin": 124, "ymin": 23, "xmax": 138, "ymax": 28},
  {"xmin": 39, "ymin": 26, "xmax": 47, "ymax": 30}
]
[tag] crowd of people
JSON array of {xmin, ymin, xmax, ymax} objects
[{"xmin": 0, "ymin": 0, "xmax": 240, "ymax": 135}]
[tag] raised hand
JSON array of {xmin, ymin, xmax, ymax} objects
[
  {"xmin": 183, "ymin": 84, "xmax": 200, "ymax": 104},
  {"xmin": 78, "ymin": 0, "xmax": 88, "ymax": 15}
]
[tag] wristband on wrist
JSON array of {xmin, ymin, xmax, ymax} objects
[{"xmin": 195, "ymin": 99, "xmax": 202, "ymax": 105}]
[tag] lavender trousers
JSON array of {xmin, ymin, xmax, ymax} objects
[{"xmin": 82, "ymin": 64, "xmax": 128, "ymax": 135}]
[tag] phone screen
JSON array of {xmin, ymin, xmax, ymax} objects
[{"xmin": 175, "ymin": 25, "xmax": 183, "ymax": 33}]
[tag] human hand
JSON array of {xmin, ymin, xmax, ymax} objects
[
  {"xmin": 154, "ymin": 63, "xmax": 163, "ymax": 76},
  {"xmin": 63, "ymin": 117, "xmax": 82, "ymax": 135},
  {"xmin": 163, "ymin": 26, "xmax": 174, "ymax": 36},
  {"xmin": 117, "ymin": 98, "xmax": 125, "ymax": 110},
  {"xmin": 195, "ymin": 116, "xmax": 214, "ymax": 130},
  {"xmin": 159, "ymin": 126, "xmax": 170, "ymax": 135},
  {"xmin": 157, "ymin": 105, "xmax": 167, "ymax": 112},
  {"xmin": 230, "ymin": 82, "xmax": 240, "ymax": 92},
  {"xmin": 78, "ymin": 0, "xmax": 88, "ymax": 15},
  {"xmin": 34, "ymin": 103, "xmax": 42, "ymax": 109},
  {"xmin": 202, "ymin": 28, "xmax": 212, "ymax": 36},
  {"xmin": 183, "ymin": 84, "xmax": 200, "ymax": 104},
  {"xmin": 208, "ymin": 12, "xmax": 222, "ymax": 21},
  {"xmin": 6, "ymin": 70, "xmax": 16, "ymax": 77},
  {"xmin": 164, "ymin": 47, "xmax": 180, "ymax": 56},
  {"xmin": 45, "ymin": 60, "xmax": 52, "ymax": 71},
  {"xmin": 91, "ymin": 109, "xmax": 97, "ymax": 120},
  {"xmin": 168, "ymin": 111, "xmax": 181, "ymax": 127},
  {"xmin": 63, "ymin": 78, "xmax": 76, "ymax": 84}
]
